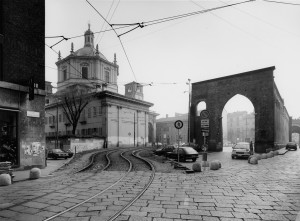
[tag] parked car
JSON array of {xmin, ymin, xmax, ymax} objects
[
  {"xmin": 286, "ymin": 142, "xmax": 297, "ymax": 151},
  {"xmin": 153, "ymin": 145, "xmax": 176, "ymax": 156},
  {"xmin": 231, "ymin": 142, "xmax": 251, "ymax": 159},
  {"xmin": 64, "ymin": 149, "xmax": 74, "ymax": 158},
  {"xmin": 47, "ymin": 149, "xmax": 69, "ymax": 160},
  {"xmin": 166, "ymin": 146, "xmax": 199, "ymax": 162}
]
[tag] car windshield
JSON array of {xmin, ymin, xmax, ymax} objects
[
  {"xmin": 53, "ymin": 149, "xmax": 63, "ymax": 153},
  {"xmin": 233, "ymin": 143, "xmax": 249, "ymax": 149},
  {"xmin": 182, "ymin": 147, "xmax": 198, "ymax": 154}
]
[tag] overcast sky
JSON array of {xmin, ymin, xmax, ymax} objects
[{"xmin": 45, "ymin": 0, "xmax": 300, "ymax": 119}]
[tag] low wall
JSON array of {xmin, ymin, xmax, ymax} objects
[{"xmin": 70, "ymin": 138, "xmax": 104, "ymax": 153}]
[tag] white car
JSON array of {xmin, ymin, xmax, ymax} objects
[{"xmin": 231, "ymin": 142, "xmax": 252, "ymax": 159}]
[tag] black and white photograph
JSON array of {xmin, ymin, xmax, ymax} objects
[{"xmin": 0, "ymin": 0, "xmax": 300, "ymax": 220}]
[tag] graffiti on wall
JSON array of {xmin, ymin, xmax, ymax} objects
[{"xmin": 22, "ymin": 142, "xmax": 45, "ymax": 156}]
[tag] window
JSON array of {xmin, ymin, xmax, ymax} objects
[
  {"xmin": 81, "ymin": 129, "xmax": 85, "ymax": 136},
  {"xmin": 59, "ymin": 114, "xmax": 62, "ymax": 122},
  {"xmin": 99, "ymin": 127, "xmax": 102, "ymax": 136},
  {"xmin": 128, "ymin": 87, "xmax": 132, "ymax": 92},
  {"xmin": 46, "ymin": 99, "xmax": 49, "ymax": 104},
  {"xmin": 88, "ymin": 108, "xmax": 91, "ymax": 118},
  {"xmin": 49, "ymin": 116, "xmax": 52, "ymax": 124},
  {"xmin": 63, "ymin": 69, "xmax": 67, "ymax": 81},
  {"xmin": 98, "ymin": 106, "xmax": 102, "ymax": 115},
  {"xmin": 82, "ymin": 66, "xmax": 88, "ymax": 79},
  {"xmin": 93, "ymin": 107, "xmax": 97, "ymax": 117},
  {"xmin": 105, "ymin": 71, "xmax": 109, "ymax": 83},
  {"xmin": 45, "ymin": 117, "xmax": 48, "ymax": 125}
]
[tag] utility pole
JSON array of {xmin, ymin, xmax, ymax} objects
[
  {"xmin": 187, "ymin": 79, "xmax": 191, "ymax": 145},
  {"xmin": 56, "ymin": 100, "xmax": 59, "ymax": 149}
]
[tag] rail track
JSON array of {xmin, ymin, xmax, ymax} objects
[{"xmin": 41, "ymin": 148, "xmax": 155, "ymax": 221}]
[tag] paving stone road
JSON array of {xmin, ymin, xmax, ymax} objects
[{"xmin": 0, "ymin": 148, "xmax": 299, "ymax": 221}]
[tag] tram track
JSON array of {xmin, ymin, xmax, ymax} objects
[{"xmin": 43, "ymin": 148, "xmax": 155, "ymax": 221}]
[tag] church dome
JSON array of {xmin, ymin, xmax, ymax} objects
[{"xmin": 73, "ymin": 46, "xmax": 108, "ymax": 60}]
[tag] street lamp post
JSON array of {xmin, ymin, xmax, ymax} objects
[
  {"xmin": 56, "ymin": 101, "xmax": 59, "ymax": 149},
  {"xmin": 187, "ymin": 79, "xmax": 191, "ymax": 145}
]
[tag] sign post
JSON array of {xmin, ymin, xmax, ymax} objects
[
  {"xmin": 200, "ymin": 110, "xmax": 210, "ymax": 168},
  {"xmin": 174, "ymin": 120, "xmax": 183, "ymax": 165}
]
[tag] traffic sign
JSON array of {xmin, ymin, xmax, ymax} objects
[
  {"xmin": 200, "ymin": 110, "xmax": 210, "ymax": 119},
  {"xmin": 201, "ymin": 119, "xmax": 209, "ymax": 128},
  {"xmin": 174, "ymin": 120, "xmax": 183, "ymax": 129}
]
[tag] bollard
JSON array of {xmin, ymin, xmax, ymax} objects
[{"xmin": 202, "ymin": 152, "xmax": 207, "ymax": 161}]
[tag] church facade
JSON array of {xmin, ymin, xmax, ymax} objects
[{"xmin": 45, "ymin": 26, "xmax": 157, "ymax": 149}]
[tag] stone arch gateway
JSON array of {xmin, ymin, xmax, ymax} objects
[{"xmin": 190, "ymin": 66, "xmax": 290, "ymax": 153}]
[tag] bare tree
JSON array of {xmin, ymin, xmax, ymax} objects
[{"xmin": 61, "ymin": 94, "xmax": 89, "ymax": 135}]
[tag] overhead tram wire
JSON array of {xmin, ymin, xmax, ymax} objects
[
  {"xmin": 110, "ymin": 0, "xmax": 255, "ymax": 37},
  {"xmin": 86, "ymin": 0, "xmax": 138, "ymax": 83},
  {"xmin": 96, "ymin": 0, "xmax": 121, "ymax": 45},
  {"xmin": 217, "ymin": 0, "xmax": 300, "ymax": 38},
  {"xmin": 262, "ymin": 0, "xmax": 300, "ymax": 6},
  {"xmin": 95, "ymin": 0, "xmax": 116, "ymax": 44},
  {"xmin": 45, "ymin": 25, "xmax": 132, "ymax": 48}
]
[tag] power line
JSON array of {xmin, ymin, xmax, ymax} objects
[
  {"xmin": 262, "ymin": 0, "xmax": 300, "ymax": 6},
  {"xmin": 86, "ymin": 0, "xmax": 138, "ymax": 82},
  {"xmin": 217, "ymin": 0, "xmax": 300, "ymax": 38},
  {"xmin": 110, "ymin": 0, "xmax": 255, "ymax": 37}
]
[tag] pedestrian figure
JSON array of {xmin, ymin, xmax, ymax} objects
[{"xmin": 250, "ymin": 141, "xmax": 254, "ymax": 155}]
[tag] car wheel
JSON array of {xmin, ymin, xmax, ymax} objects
[
  {"xmin": 65, "ymin": 157, "xmax": 68, "ymax": 159},
  {"xmin": 192, "ymin": 158, "xmax": 196, "ymax": 162},
  {"xmin": 232, "ymin": 155, "xmax": 235, "ymax": 159}
]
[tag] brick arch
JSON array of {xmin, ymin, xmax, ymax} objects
[{"xmin": 190, "ymin": 66, "xmax": 289, "ymax": 153}]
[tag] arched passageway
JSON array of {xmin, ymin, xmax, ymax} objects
[{"xmin": 190, "ymin": 67, "xmax": 289, "ymax": 153}]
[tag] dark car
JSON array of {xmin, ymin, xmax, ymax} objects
[
  {"xmin": 166, "ymin": 146, "xmax": 199, "ymax": 162},
  {"xmin": 153, "ymin": 145, "xmax": 176, "ymax": 156},
  {"xmin": 64, "ymin": 149, "xmax": 74, "ymax": 158},
  {"xmin": 47, "ymin": 149, "xmax": 69, "ymax": 160},
  {"xmin": 231, "ymin": 142, "xmax": 252, "ymax": 159},
  {"xmin": 286, "ymin": 142, "xmax": 297, "ymax": 151}
]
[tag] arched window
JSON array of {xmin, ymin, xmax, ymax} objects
[{"xmin": 197, "ymin": 101, "xmax": 206, "ymax": 116}]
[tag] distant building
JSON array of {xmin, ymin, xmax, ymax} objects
[
  {"xmin": 227, "ymin": 111, "xmax": 255, "ymax": 143},
  {"xmin": 0, "ymin": 0, "xmax": 46, "ymax": 169},
  {"xmin": 45, "ymin": 26, "xmax": 157, "ymax": 148},
  {"xmin": 156, "ymin": 113, "xmax": 188, "ymax": 145}
]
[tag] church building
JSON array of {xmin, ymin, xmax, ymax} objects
[{"xmin": 45, "ymin": 25, "xmax": 157, "ymax": 149}]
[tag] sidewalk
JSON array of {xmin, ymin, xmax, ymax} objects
[{"xmin": 12, "ymin": 159, "xmax": 70, "ymax": 182}]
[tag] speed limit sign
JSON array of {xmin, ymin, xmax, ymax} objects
[{"xmin": 174, "ymin": 120, "xmax": 183, "ymax": 129}]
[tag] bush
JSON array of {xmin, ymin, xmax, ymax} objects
[
  {"xmin": 210, "ymin": 160, "xmax": 220, "ymax": 170},
  {"xmin": 261, "ymin": 153, "xmax": 267, "ymax": 159},
  {"xmin": 0, "ymin": 174, "xmax": 11, "ymax": 186},
  {"xmin": 192, "ymin": 163, "xmax": 201, "ymax": 172},
  {"xmin": 29, "ymin": 168, "xmax": 41, "ymax": 179},
  {"xmin": 249, "ymin": 156, "xmax": 258, "ymax": 164}
]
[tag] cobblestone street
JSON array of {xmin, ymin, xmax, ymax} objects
[{"xmin": 0, "ymin": 149, "xmax": 299, "ymax": 221}]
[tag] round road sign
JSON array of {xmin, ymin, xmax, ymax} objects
[
  {"xmin": 174, "ymin": 120, "xmax": 183, "ymax": 129},
  {"xmin": 200, "ymin": 110, "xmax": 210, "ymax": 119}
]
